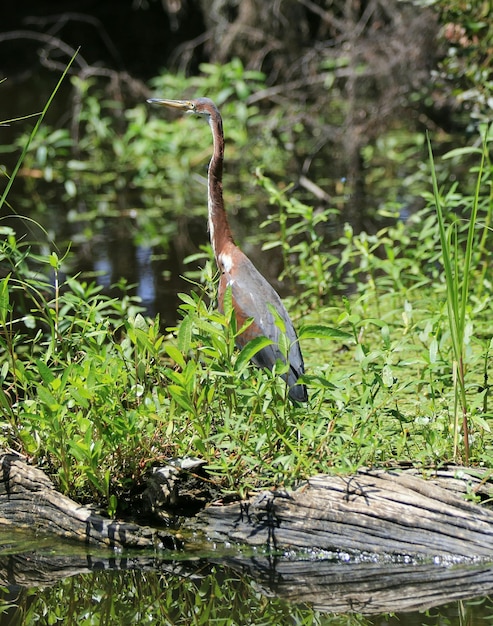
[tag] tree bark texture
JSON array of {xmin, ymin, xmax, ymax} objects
[
  {"xmin": 195, "ymin": 467, "xmax": 493, "ymax": 561},
  {"xmin": 0, "ymin": 453, "xmax": 178, "ymax": 550}
]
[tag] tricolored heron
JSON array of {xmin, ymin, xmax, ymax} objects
[{"xmin": 148, "ymin": 97, "xmax": 307, "ymax": 402}]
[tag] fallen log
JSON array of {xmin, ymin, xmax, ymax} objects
[
  {"xmin": 194, "ymin": 467, "xmax": 493, "ymax": 561},
  {"xmin": 0, "ymin": 452, "xmax": 178, "ymax": 550},
  {"xmin": 3, "ymin": 452, "xmax": 493, "ymax": 614},
  {"xmin": 3, "ymin": 449, "xmax": 493, "ymax": 562}
]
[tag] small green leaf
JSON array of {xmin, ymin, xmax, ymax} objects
[
  {"xmin": 133, "ymin": 313, "xmax": 149, "ymax": 331},
  {"xmin": 37, "ymin": 385, "xmax": 57, "ymax": 407},
  {"xmin": 429, "ymin": 337, "xmax": 438, "ymax": 364},
  {"xmin": 69, "ymin": 388, "xmax": 90, "ymax": 409},
  {"xmin": 0, "ymin": 360, "xmax": 8, "ymax": 380},
  {"xmin": 442, "ymin": 147, "xmax": 482, "ymax": 159},
  {"xmin": 0, "ymin": 275, "xmax": 10, "ymax": 312},
  {"xmin": 267, "ymin": 303, "xmax": 286, "ymax": 334},
  {"xmin": 470, "ymin": 415, "xmax": 490, "ymax": 432},
  {"xmin": 0, "ymin": 388, "xmax": 12, "ymax": 412},
  {"xmin": 36, "ymin": 359, "xmax": 55, "ymax": 384},
  {"xmin": 108, "ymin": 494, "xmax": 118, "ymax": 518},
  {"xmin": 298, "ymin": 324, "xmax": 353, "ymax": 341},
  {"xmin": 235, "ymin": 317, "xmax": 253, "ymax": 337},
  {"xmin": 177, "ymin": 314, "xmax": 192, "ymax": 354},
  {"xmin": 48, "ymin": 252, "xmax": 60, "ymax": 269},
  {"xmin": 236, "ymin": 336, "xmax": 273, "ymax": 371},
  {"xmin": 178, "ymin": 292, "xmax": 198, "ymax": 307},
  {"xmin": 165, "ymin": 344, "xmax": 186, "ymax": 369},
  {"xmin": 222, "ymin": 285, "xmax": 233, "ymax": 319},
  {"xmin": 382, "ymin": 364, "xmax": 394, "ymax": 387}
]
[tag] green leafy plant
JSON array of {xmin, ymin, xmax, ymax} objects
[
  {"xmin": 3, "ymin": 54, "xmax": 493, "ymax": 517},
  {"xmin": 427, "ymin": 125, "xmax": 491, "ymax": 463},
  {"xmin": 256, "ymin": 170, "xmax": 340, "ymax": 309}
]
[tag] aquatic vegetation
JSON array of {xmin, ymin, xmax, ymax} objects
[{"xmin": 1, "ymin": 61, "xmax": 493, "ymax": 516}]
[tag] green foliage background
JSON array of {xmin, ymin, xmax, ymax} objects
[{"xmin": 1, "ymin": 0, "xmax": 493, "ymax": 517}]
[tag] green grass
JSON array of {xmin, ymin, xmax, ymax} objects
[{"xmin": 427, "ymin": 126, "xmax": 492, "ymax": 464}]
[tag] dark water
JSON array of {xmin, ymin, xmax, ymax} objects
[
  {"xmin": 1, "ymin": 530, "xmax": 493, "ymax": 625},
  {"xmin": 3, "ymin": 207, "xmax": 190, "ymax": 327}
]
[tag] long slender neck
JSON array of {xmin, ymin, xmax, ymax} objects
[{"xmin": 207, "ymin": 108, "xmax": 234, "ymax": 262}]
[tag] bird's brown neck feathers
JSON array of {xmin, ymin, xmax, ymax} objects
[{"xmin": 207, "ymin": 108, "xmax": 234, "ymax": 262}]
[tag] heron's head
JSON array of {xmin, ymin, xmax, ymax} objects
[{"xmin": 147, "ymin": 97, "xmax": 219, "ymax": 120}]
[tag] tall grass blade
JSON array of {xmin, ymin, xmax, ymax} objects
[
  {"xmin": 0, "ymin": 49, "xmax": 79, "ymax": 210},
  {"xmin": 427, "ymin": 132, "xmax": 487, "ymax": 464}
]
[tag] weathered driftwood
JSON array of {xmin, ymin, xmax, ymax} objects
[
  {"xmin": 0, "ymin": 452, "xmax": 178, "ymax": 550},
  {"xmin": 195, "ymin": 467, "xmax": 493, "ymax": 561},
  {"xmin": 3, "ymin": 449, "xmax": 493, "ymax": 561}
]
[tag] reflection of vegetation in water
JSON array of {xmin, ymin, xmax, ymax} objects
[
  {"xmin": 4, "ymin": 566, "xmax": 493, "ymax": 625},
  {"xmin": 5, "ymin": 567, "xmax": 317, "ymax": 625}
]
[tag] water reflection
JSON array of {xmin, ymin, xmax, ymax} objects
[
  {"xmin": 2, "ymin": 561, "xmax": 493, "ymax": 626},
  {"xmin": 93, "ymin": 250, "xmax": 112, "ymax": 290},
  {"xmin": 1, "ymin": 532, "xmax": 493, "ymax": 625},
  {"xmin": 135, "ymin": 245, "xmax": 157, "ymax": 317},
  {"xmin": 94, "ymin": 244, "xmax": 159, "ymax": 318}
]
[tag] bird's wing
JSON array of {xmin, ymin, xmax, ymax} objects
[{"xmin": 222, "ymin": 253, "xmax": 305, "ymax": 380}]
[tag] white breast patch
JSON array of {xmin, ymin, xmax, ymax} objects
[{"xmin": 219, "ymin": 251, "xmax": 233, "ymax": 273}]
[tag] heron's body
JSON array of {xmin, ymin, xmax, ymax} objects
[{"xmin": 148, "ymin": 97, "xmax": 307, "ymax": 402}]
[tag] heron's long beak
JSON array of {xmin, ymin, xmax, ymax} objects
[{"xmin": 147, "ymin": 98, "xmax": 193, "ymax": 112}]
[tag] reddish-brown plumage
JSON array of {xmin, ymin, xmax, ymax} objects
[
  {"xmin": 217, "ymin": 243, "xmax": 266, "ymax": 347},
  {"xmin": 148, "ymin": 97, "xmax": 307, "ymax": 402}
]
